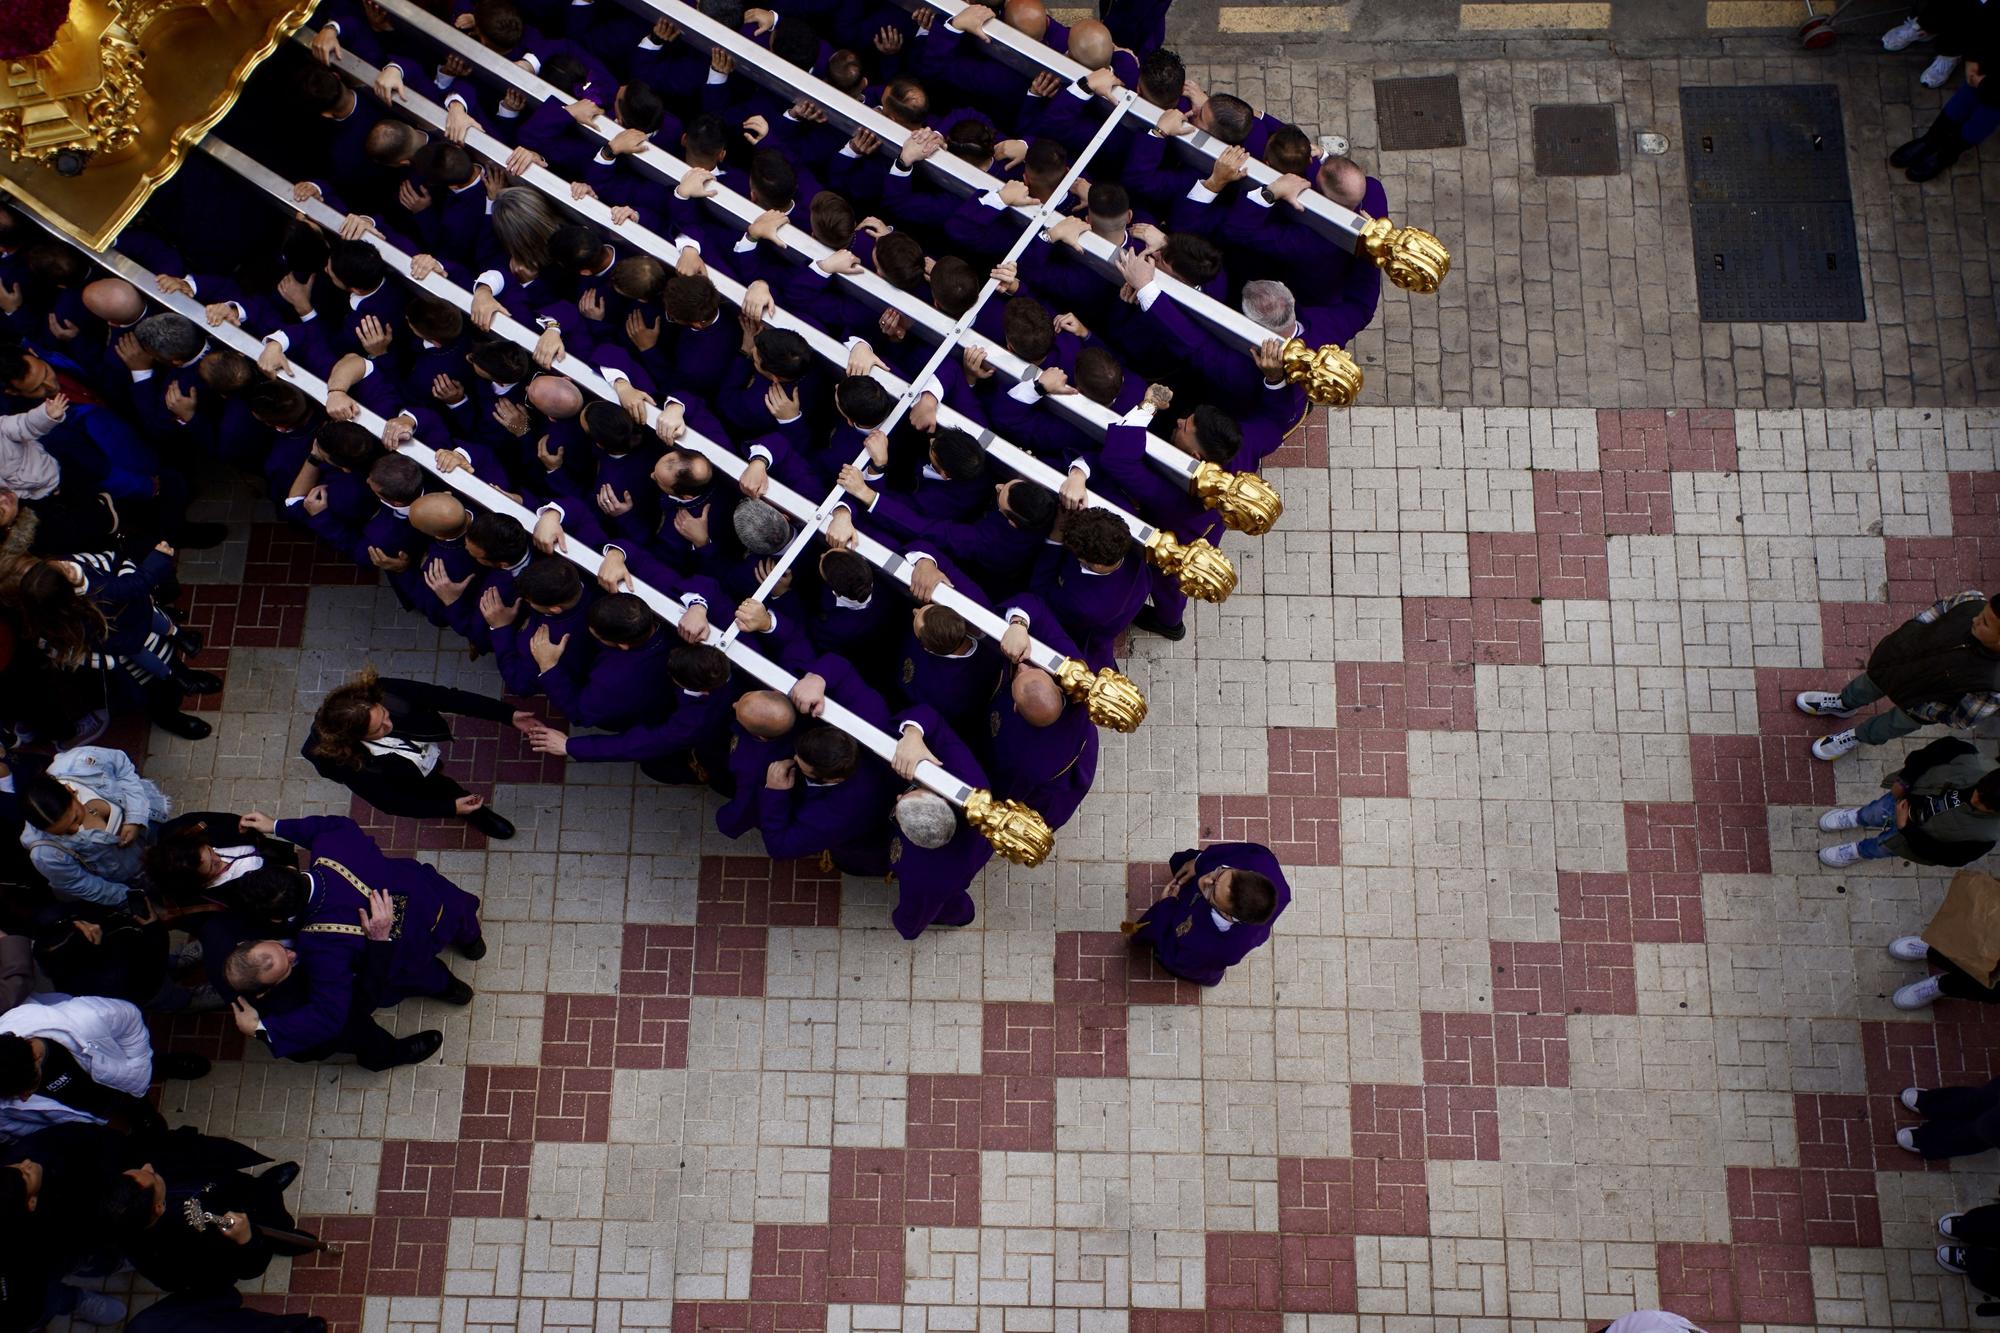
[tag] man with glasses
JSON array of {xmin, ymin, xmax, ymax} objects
[{"xmin": 1121, "ymin": 840, "xmax": 1289, "ymax": 986}]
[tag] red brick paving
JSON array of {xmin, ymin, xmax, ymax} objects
[
  {"xmin": 1333, "ymin": 660, "xmax": 1479, "ymax": 732},
  {"xmin": 374, "ymin": 1138, "xmax": 531, "ymax": 1219},
  {"xmin": 1277, "ymin": 1155, "xmax": 1431, "ymax": 1237},
  {"xmin": 696, "ymin": 854, "xmax": 843, "ymax": 927}
]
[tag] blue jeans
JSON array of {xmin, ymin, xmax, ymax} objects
[
  {"xmin": 1944, "ymin": 83, "xmax": 2000, "ymax": 147},
  {"xmin": 1854, "ymin": 791, "xmax": 1899, "ymax": 859}
]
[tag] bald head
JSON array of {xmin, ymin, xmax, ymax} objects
[
  {"xmin": 1013, "ymin": 665, "xmax": 1064, "ymax": 726},
  {"xmin": 1003, "ymin": 0, "xmax": 1048, "ymax": 38},
  {"xmin": 81, "ymin": 278, "xmax": 145, "ymax": 326},
  {"xmin": 735, "ymin": 689, "xmax": 797, "ymax": 738},
  {"xmin": 526, "ymin": 374, "xmax": 583, "ymax": 419},
  {"xmin": 408, "ymin": 492, "xmax": 468, "ymax": 538},
  {"xmin": 1318, "ymin": 156, "xmax": 1366, "ymax": 208},
  {"xmin": 1067, "ymin": 19, "xmax": 1113, "ymax": 69},
  {"xmin": 895, "ymin": 789, "xmax": 958, "ymax": 849}
]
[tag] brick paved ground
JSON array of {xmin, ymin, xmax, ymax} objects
[{"xmin": 63, "ymin": 12, "xmax": 2000, "ymax": 1333}]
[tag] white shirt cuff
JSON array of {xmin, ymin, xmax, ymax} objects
[
  {"xmin": 1135, "ymin": 283, "xmax": 1162, "ymax": 312},
  {"xmin": 476, "ymin": 270, "xmax": 506, "ymax": 295}
]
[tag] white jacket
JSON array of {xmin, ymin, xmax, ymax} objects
[
  {"xmin": 0, "ymin": 402, "xmax": 61, "ymax": 500},
  {"xmin": 0, "ymin": 995, "xmax": 154, "ymax": 1140}
]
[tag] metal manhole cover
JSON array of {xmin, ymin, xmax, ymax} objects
[
  {"xmin": 1533, "ymin": 104, "xmax": 1620, "ymax": 176},
  {"xmin": 1680, "ymin": 85, "xmax": 1853, "ymax": 203},
  {"xmin": 1690, "ymin": 200, "xmax": 1866, "ymax": 323},
  {"xmin": 1375, "ymin": 75, "xmax": 1467, "ymax": 151}
]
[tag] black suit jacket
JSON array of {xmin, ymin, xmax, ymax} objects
[{"xmin": 298, "ymin": 677, "xmax": 512, "ymax": 819}]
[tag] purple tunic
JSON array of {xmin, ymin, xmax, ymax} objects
[
  {"xmin": 1136, "ymin": 841, "xmax": 1291, "ymax": 986},
  {"xmin": 887, "ymin": 706, "xmax": 991, "ymax": 940}
]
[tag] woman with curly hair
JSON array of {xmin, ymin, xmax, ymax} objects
[{"xmin": 299, "ymin": 667, "xmax": 519, "ymax": 839}]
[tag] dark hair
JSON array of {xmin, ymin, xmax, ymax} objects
[
  {"xmin": 369, "ymin": 453, "xmax": 425, "ymax": 505},
  {"xmin": 199, "ymin": 348, "xmax": 257, "ymax": 396},
  {"xmin": 664, "ymin": 273, "xmax": 721, "ymax": 326},
  {"xmin": 0, "ymin": 343, "xmax": 32, "ymax": 390},
  {"xmin": 1161, "ymin": 232, "xmax": 1221, "ymax": 287},
  {"xmin": 1063, "ymin": 507, "xmax": 1130, "ymax": 566},
  {"xmin": 1206, "ymin": 94, "xmax": 1254, "ymax": 145},
  {"xmin": 794, "ymin": 720, "xmax": 859, "ymax": 780},
  {"xmin": 515, "ymin": 555, "xmax": 582, "ymax": 609},
  {"xmin": 547, "ymin": 224, "xmax": 603, "ymax": 275},
  {"xmin": 620, "ymin": 80, "xmax": 667, "ymax": 133},
  {"xmin": 835, "ymin": 376, "xmax": 893, "ymax": 427},
  {"xmin": 883, "ymin": 77, "xmax": 928, "ymax": 127},
  {"xmin": 682, "ymin": 113, "xmax": 728, "ymax": 164},
  {"xmin": 468, "ymin": 339, "xmax": 533, "ymax": 385},
  {"xmin": 243, "ymin": 380, "xmax": 312, "ymax": 427},
  {"xmin": 541, "ymin": 52, "xmax": 587, "ymax": 94},
  {"xmin": 826, "ymin": 48, "xmax": 865, "ymax": 94},
  {"xmin": 1264, "ymin": 125, "xmax": 1312, "ymax": 177},
  {"xmin": 669, "ymin": 642, "xmax": 731, "ymax": 691},
  {"xmin": 697, "ymin": 0, "xmax": 743, "ymax": 24},
  {"xmin": 423, "ymin": 142, "xmax": 477, "ymax": 191},
  {"xmin": 1003, "ymin": 297, "xmax": 1053, "ymax": 361},
  {"xmin": 18, "ymin": 565, "xmax": 107, "ymax": 670},
  {"xmin": 328, "ymin": 239, "xmax": 387, "ymax": 292},
  {"xmin": 929, "ymin": 428, "xmax": 986, "ymax": 481},
  {"xmin": 873, "ymin": 232, "xmax": 925, "ymax": 292},
  {"xmin": 18, "ymin": 772, "xmax": 76, "ymax": 832},
  {"xmin": 1086, "ymin": 181, "xmax": 1130, "ymax": 221},
  {"xmin": 406, "ymin": 294, "xmax": 463, "ymax": 345},
  {"xmin": 0, "ymin": 1034, "xmax": 32, "ymax": 1097},
  {"xmin": 1074, "ymin": 346, "xmax": 1124, "ymax": 406},
  {"xmin": 1228, "ymin": 869, "xmax": 1278, "ymax": 924},
  {"xmin": 467, "ymin": 511, "xmax": 529, "ymax": 565},
  {"xmin": 365, "ymin": 120, "xmax": 426, "ymax": 167},
  {"xmin": 581, "ymin": 401, "xmax": 638, "ymax": 452},
  {"xmin": 809, "ymin": 192, "xmax": 856, "ymax": 248},
  {"xmin": 750, "ymin": 149, "xmax": 798, "ymax": 210},
  {"xmin": 610, "ymin": 255, "xmax": 668, "ymax": 303},
  {"xmin": 23, "ymin": 244, "xmax": 84, "ymax": 288},
  {"xmin": 316, "ymin": 420, "xmax": 379, "ymax": 472},
  {"xmin": 1137, "ymin": 48, "xmax": 1184, "ymax": 105},
  {"xmin": 820, "ymin": 548, "xmax": 873, "ymax": 601},
  {"xmin": 916, "ymin": 605, "xmax": 968, "ymax": 654},
  {"xmin": 296, "ymin": 64, "xmax": 348, "ymax": 113},
  {"xmin": 771, "ymin": 17, "xmax": 818, "ymax": 68},
  {"xmin": 98, "ymin": 1172, "xmax": 160, "ymax": 1239},
  {"xmin": 1002, "ymin": 481, "xmax": 1057, "ymax": 534},
  {"xmin": 225, "ymin": 865, "xmax": 312, "ymax": 928},
  {"xmin": 1188, "ymin": 405, "xmax": 1242, "ymax": 463},
  {"xmin": 311, "ymin": 667, "xmax": 387, "ymax": 769},
  {"xmin": 588, "ymin": 592, "xmax": 655, "ymax": 646},
  {"xmin": 754, "ymin": 328, "xmax": 811, "ymax": 381},
  {"xmin": 472, "ymin": 0, "xmax": 524, "ymax": 47},
  {"xmin": 1023, "ymin": 139, "xmax": 1068, "ymax": 186},
  {"xmin": 928, "ymin": 257, "xmax": 979, "ymax": 319},
  {"xmin": 143, "ymin": 826, "xmax": 215, "ymax": 900},
  {"xmin": 946, "ymin": 118, "xmax": 995, "ymax": 163}
]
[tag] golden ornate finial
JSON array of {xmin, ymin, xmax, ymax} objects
[
  {"xmin": 1280, "ymin": 336, "xmax": 1362, "ymax": 408},
  {"xmin": 1144, "ymin": 531, "xmax": 1236, "ymax": 603},
  {"xmin": 1054, "ymin": 658, "xmax": 1147, "ymax": 732},
  {"xmin": 1191, "ymin": 461, "xmax": 1283, "ymax": 536},
  {"xmin": 964, "ymin": 788, "xmax": 1054, "ymax": 866},
  {"xmin": 1357, "ymin": 216, "xmax": 1452, "ymax": 294}
]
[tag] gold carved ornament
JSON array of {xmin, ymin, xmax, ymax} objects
[
  {"xmin": 1357, "ymin": 215, "xmax": 1453, "ymax": 295},
  {"xmin": 1190, "ymin": 461, "xmax": 1282, "ymax": 536},
  {"xmin": 1052, "ymin": 657, "xmax": 1147, "ymax": 733},
  {"xmin": 1143, "ymin": 530, "xmax": 1236, "ymax": 603},
  {"xmin": 1279, "ymin": 336, "xmax": 1362, "ymax": 408},
  {"xmin": 964, "ymin": 789, "xmax": 1054, "ymax": 866}
]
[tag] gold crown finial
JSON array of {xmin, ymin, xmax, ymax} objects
[
  {"xmin": 1054, "ymin": 658, "xmax": 1147, "ymax": 732},
  {"xmin": 1144, "ymin": 531, "xmax": 1236, "ymax": 603},
  {"xmin": 1280, "ymin": 337, "xmax": 1363, "ymax": 408},
  {"xmin": 964, "ymin": 788, "xmax": 1054, "ymax": 865},
  {"xmin": 1357, "ymin": 216, "xmax": 1452, "ymax": 294},
  {"xmin": 1191, "ymin": 461, "xmax": 1283, "ymax": 536}
]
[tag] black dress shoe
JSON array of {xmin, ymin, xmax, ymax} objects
[
  {"xmin": 464, "ymin": 806, "xmax": 515, "ymax": 840},
  {"xmin": 393, "ymin": 1030, "xmax": 445, "ymax": 1066},
  {"xmin": 1907, "ymin": 143, "xmax": 1962, "ymax": 182},
  {"xmin": 1890, "ymin": 135, "xmax": 1931, "ymax": 168},
  {"xmin": 171, "ymin": 627, "xmax": 205, "ymax": 657},
  {"xmin": 151, "ymin": 711, "xmax": 211, "ymax": 740},
  {"xmin": 456, "ymin": 936, "xmax": 488, "ymax": 961},
  {"xmin": 175, "ymin": 521, "xmax": 230, "ymax": 550},
  {"xmin": 156, "ymin": 1052, "xmax": 211, "ymax": 1081},
  {"xmin": 1132, "ymin": 605, "xmax": 1188, "ymax": 642},
  {"xmin": 435, "ymin": 974, "xmax": 475, "ymax": 1006},
  {"xmin": 261, "ymin": 1160, "xmax": 302, "ymax": 1193},
  {"xmin": 171, "ymin": 667, "xmax": 223, "ymax": 695}
]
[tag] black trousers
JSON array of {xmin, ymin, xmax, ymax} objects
[
  {"xmin": 1933, "ymin": 947, "xmax": 2000, "ymax": 1003},
  {"xmin": 1913, "ymin": 1078, "xmax": 2000, "ymax": 1158}
]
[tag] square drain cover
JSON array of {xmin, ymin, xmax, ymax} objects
[
  {"xmin": 1375, "ymin": 75, "xmax": 1467, "ymax": 151},
  {"xmin": 1533, "ymin": 104, "xmax": 1620, "ymax": 176},
  {"xmin": 1680, "ymin": 84, "xmax": 1853, "ymax": 203},
  {"xmin": 1690, "ymin": 200, "xmax": 1866, "ymax": 323}
]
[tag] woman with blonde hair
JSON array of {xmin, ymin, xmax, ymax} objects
[{"xmin": 299, "ymin": 667, "xmax": 519, "ymax": 839}]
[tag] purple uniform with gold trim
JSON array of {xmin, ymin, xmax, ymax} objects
[
  {"xmin": 887, "ymin": 705, "xmax": 990, "ymax": 940},
  {"xmin": 1135, "ymin": 842, "xmax": 1291, "ymax": 987}
]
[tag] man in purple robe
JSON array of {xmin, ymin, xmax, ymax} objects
[
  {"xmin": 986, "ymin": 594, "xmax": 1099, "ymax": 831},
  {"xmin": 1124, "ymin": 841, "xmax": 1289, "ymax": 986},
  {"xmin": 885, "ymin": 704, "xmax": 992, "ymax": 939}
]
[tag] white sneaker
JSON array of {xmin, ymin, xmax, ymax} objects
[
  {"xmin": 1796, "ymin": 690, "xmax": 1859, "ymax": 718},
  {"xmin": 1941, "ymin": 1212, "xmax": 1965, "ymax": 1239},
  {"xmin": 1895, "ymin": 975, "xmax": 1946, "ymax": 1009},
  {"xmin": 1939, "ymin": 1244, "xmax": 1968, "ymax": 1274},
  {"xmin": 69, "ymin": 1293, "xmax": 126, "ymax": 1326},
  {"xmin": 1820, "ymin": 806, "xmax": 1863, "ymax": 831},
  {"xmin": 1813, "ymin": 729, "xmax": 1860, "ymax": 760},
  {"xmin": 1889, "ymin": 936, "xmax": 1932, "ymax": 962},
  {"xmin": 1903, "ymin": 1086, "xmax": 1924, "ymax": 1110},
  {"xmin": 1922, "ymin": 54, "xmax": 1962, "ymax": 87},
  {"xmin": 1898, "ymin": 1126, "xmax": 1921, "ymax": 1152},
  {"xmin": 1883, "ymin": 16, "xmax": 1926, "ymax": 50},
  {"xmin": 1820, "ymin": 841, "xmax": 1863, "ymax": 867}
]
